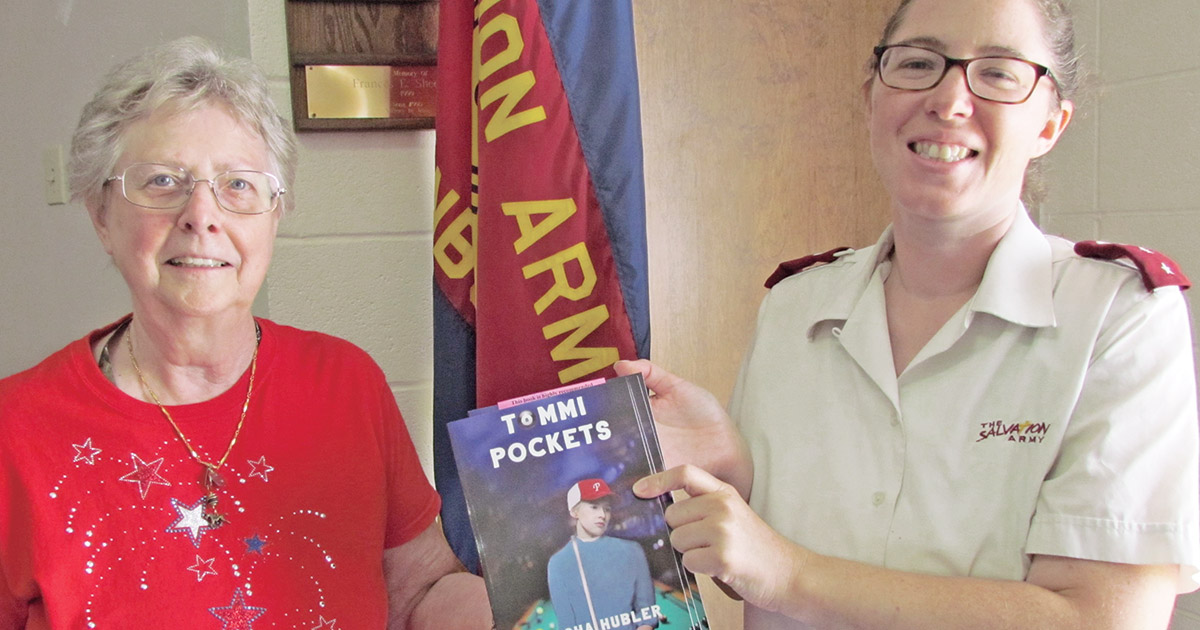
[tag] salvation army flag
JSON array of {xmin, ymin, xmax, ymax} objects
[{"xmin": 432, "ymin": 0, "xmax": 651, "ymax": 571}]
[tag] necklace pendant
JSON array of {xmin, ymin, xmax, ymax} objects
[
  {"xmin": 202, "ymin": 466, "xmax": 226, "ymax": 489},
  {"xmin": 204, "ymin": 510, "xmax": 227, "ymax": 528}
]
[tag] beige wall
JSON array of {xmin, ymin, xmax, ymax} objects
[
  {"xmin": 248, "ymin": 0, "xmax": 438, "ymax": 477},
  {"xmin": 0, "ymin": 0, "xmax": 249, "ymax": 378},
  {"xmin": 1038, "ymin": 1, "xmax": 1200, "ymax": 627},
  {"xmin": 1042, "ymin": 0, "xmax": 1200, "ymax": 344}
]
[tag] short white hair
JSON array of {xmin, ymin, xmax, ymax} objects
[{"xmin": 69, "ymin": 36, "xmax": 298, "ymax": 213}]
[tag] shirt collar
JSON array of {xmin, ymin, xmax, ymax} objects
[
  {"xmin": 968, "ymin": 206, "xmax": 1056, "ymax": 328},
  {"xmin": 805, "ymin": 226, "xmax": 896, "ymax": 337},
  {"xmin": 806, "ymin": 206, "xmax": 1055, "ymax": 335}
]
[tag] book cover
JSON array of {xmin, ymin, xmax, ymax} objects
[{"xmin": 449, "ymin": 374, "xmax": 710, "ymax": 630}]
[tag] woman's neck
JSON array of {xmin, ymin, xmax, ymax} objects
[
  {"xmin": 108, "ymin": 310, "xmax": 260, "ymax": 405},
  {"xmin": 887, "ymin": 204, "xmax": 1017, "ymax": 297},
  {"xmin": 883, "ymin": 206, "xmax": 1017, "ymax": 374}
]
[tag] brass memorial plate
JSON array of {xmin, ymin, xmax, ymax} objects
[{"xmin": 305, "ymin": 65, "xmax": 437, "ymax": 120}]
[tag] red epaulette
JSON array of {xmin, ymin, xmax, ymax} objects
[
  {"xmin": 764, "ymin": 247, "xmax": 853, "ymax": 289},
  {"xmin": 1074, "ymin": 241, "xmax": 1191, "ymax": 291}
]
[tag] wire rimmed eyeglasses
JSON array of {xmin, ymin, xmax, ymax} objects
[
  {"xmin": 873, "ymin": 44, "xmax": 1059, "ymax": 104},
  {"xmin": 104, "ymin": 162, "xmax": 286, "ymax": 215}
]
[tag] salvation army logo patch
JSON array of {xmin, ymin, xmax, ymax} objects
[{"xmin": 976, "ymin": 420, "xmax": 1050, "ymax": 444}]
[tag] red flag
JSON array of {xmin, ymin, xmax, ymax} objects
[{"xmin": 433, "ymin": 0, "xmax": 650, "ymax": 569}]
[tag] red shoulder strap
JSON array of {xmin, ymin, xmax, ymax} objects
[
  {"xmin": 1074, "ymin": 241, "xmax": 1190, "ymax": 291},
  {"xmin": 765, "ymin": 247, "xmax": 852, "ymax": 289}
]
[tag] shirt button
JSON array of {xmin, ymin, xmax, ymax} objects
[{"xmin": 872, "ymin": 491, "xmax": 886, "ymax": 506}]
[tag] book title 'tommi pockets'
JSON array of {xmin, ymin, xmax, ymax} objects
[{"xmin": 449, "ymin": 374, "xmax": 710, "ymax": 630}]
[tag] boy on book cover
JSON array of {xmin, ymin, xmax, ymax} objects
[{"xmin": 547, "ymin": 478, "xmax": 661, "ymax": 630}]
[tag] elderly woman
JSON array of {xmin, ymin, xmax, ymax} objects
[
  {"xmin": 0, "ymin": 38, "xmax": 489, "ymax": 628},
  {"xmin": 624, "ymin": 0, "xmax": 1199, "ymax": 628}
]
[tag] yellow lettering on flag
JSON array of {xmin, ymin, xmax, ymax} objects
[
  {"xmin": 474, "ymin": 11, "xmax": 546, "ymax": 141},
  {"xmin": 477, "ymin": 13, "xmax": 522, "ymax": 81},
  {"xmin": 522, "ymin": 242, "xmax": 596, "ymax": 315},
  {"xmin": 543, "ymin": 305, "xmax": 619, "ymax": 384},
  {"xmin": 502, "ymin": 198, "xmax": 578, "ymax": 254},
  {"xmin": 474, "ymin": 0, "xmax": 503, "ymax": 19},
  {"xmin": 434, "ymin": 168, "xmax": 460, "ymax": 225},
  {"xmin": 479, "ymin": 71, "xmax": 546, "ymax": 141},
  {"xmin": 434, "ymin": 206, "xmax": 477, "ymax": 281}
]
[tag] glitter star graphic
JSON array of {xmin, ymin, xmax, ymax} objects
[
  {"xmin": 118, "ymin": 453, "xmax": 171, "ymax": 499},
  {"xmin": 188, "ymin": 555, "xmax": 218, "ymax": 582},
  {"xmin": 209, "ymin": 588, "xmax": 267, "ymax": 629},
  {"xmin": 247, "ymin": 456, "xmax": 275, "ymax": 482},
  {"xmin": 244, "ymin": 533, "xmax": 267, "ymax": 555},
  {"xmin": 311, "ymin": 616, "xmax": 339, "ymax": 629},
  {"xmin": 72, "ymin": 437, "xmax": 102, "ymax": 465},
  {"xmin": 167, "ymin": 497, "xmax": 214, "ymax": 548}
]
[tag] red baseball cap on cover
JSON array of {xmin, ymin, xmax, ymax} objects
[{"xmin": 567, "ymin": 478, "xmax": 614, "ymax": 512}]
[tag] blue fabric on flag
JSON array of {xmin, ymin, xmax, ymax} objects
[
  {"xmin": 536, "ymin": 0, "xmax": 651, "ymax": 359},
  {"xmin": 432, "ymin": 284, "xmax": 479, "ymax": 571}
]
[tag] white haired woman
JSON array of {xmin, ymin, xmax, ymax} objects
[{"xmin": 0, "ymin": 37, "xmax": 490, "ymax": 629}]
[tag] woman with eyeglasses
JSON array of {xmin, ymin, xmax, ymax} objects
[
  {"xmin": 623, "ymin": 0, "xmax": 1198, "ymax": 627},
  {"xmin": 0, "ymin": 38, "xmax": 490, "ymax": 628}
]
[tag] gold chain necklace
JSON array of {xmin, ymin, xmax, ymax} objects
[{"xmin": 126, "ymin": 321, "xmax": 260, "ymax": 528}]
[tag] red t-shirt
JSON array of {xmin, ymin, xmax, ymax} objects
[{"xmin": 0, "ymin": 318, "xmax": 440, "ymax": 628}]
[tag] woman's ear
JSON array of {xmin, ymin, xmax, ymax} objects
[
  {"xmin": 86, "ymin": 200, "xmax": 115, "ymax": 256},
  {"xmin": 1032, "ymin": 99, "xmax": 1074, "ymax": 159},
  {"xmin": 862, "ymin": 77, "xmax": 875, "ymax": 116}
]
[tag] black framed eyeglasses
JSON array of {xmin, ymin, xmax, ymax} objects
[
  {"xmin": 104, "ymin": 162, "xmax": 286, "ymax": 215},
  {"xmin": 873, "ymin": 44, "xmax": 1058, "ymax": 104}
]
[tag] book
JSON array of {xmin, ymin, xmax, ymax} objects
[{"xmin": 449, "ymin": 373, "xmax": 710, "ymax": 630}]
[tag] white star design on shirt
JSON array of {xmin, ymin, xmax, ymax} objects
[
  {"xmin": 1161, "ymin": 261, "xmax": 1175, "ymax": 276},
  {"xmin": 167, "ymin": 497, "xmax": 213, "ymax": 548},
  {"xmin": 247, "ymin": 455, "xmax": 275, "ymax": 482},
  {"xmin": 72, "ymin": 438, "xmax": 102, "ymax": 465},
  {"xmin": 312, "ymin": 616, "xmax": 339, "ymax": 629},
  {"xmin": 188, "ymin": 555, "xmax": 218, "ymax": 582}
]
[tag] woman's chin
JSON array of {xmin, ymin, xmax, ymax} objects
[{"xmin": 140, "ymin": 288, "xmax": 254, "ymax": 322}]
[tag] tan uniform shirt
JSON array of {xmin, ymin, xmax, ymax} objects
[{"xmin": 731, "ymin": 210, "xmax": 1199, "ymax": 629}]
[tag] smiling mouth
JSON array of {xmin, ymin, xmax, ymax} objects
[
  {"xmin": 910, "ymin": 141, "xmax": 977, "ymax": 163},
  {"xmin": 168, "ymin": 257, "xmax": 230, "ymax": 268}
]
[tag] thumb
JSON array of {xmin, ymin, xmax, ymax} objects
[
  {"xmin": 615, "ymin": 359, "xmax": 689, "ymax": 399},
  {"xmin": 613, "ymin": 359, "xmax": 651, "ymax": 379}
]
